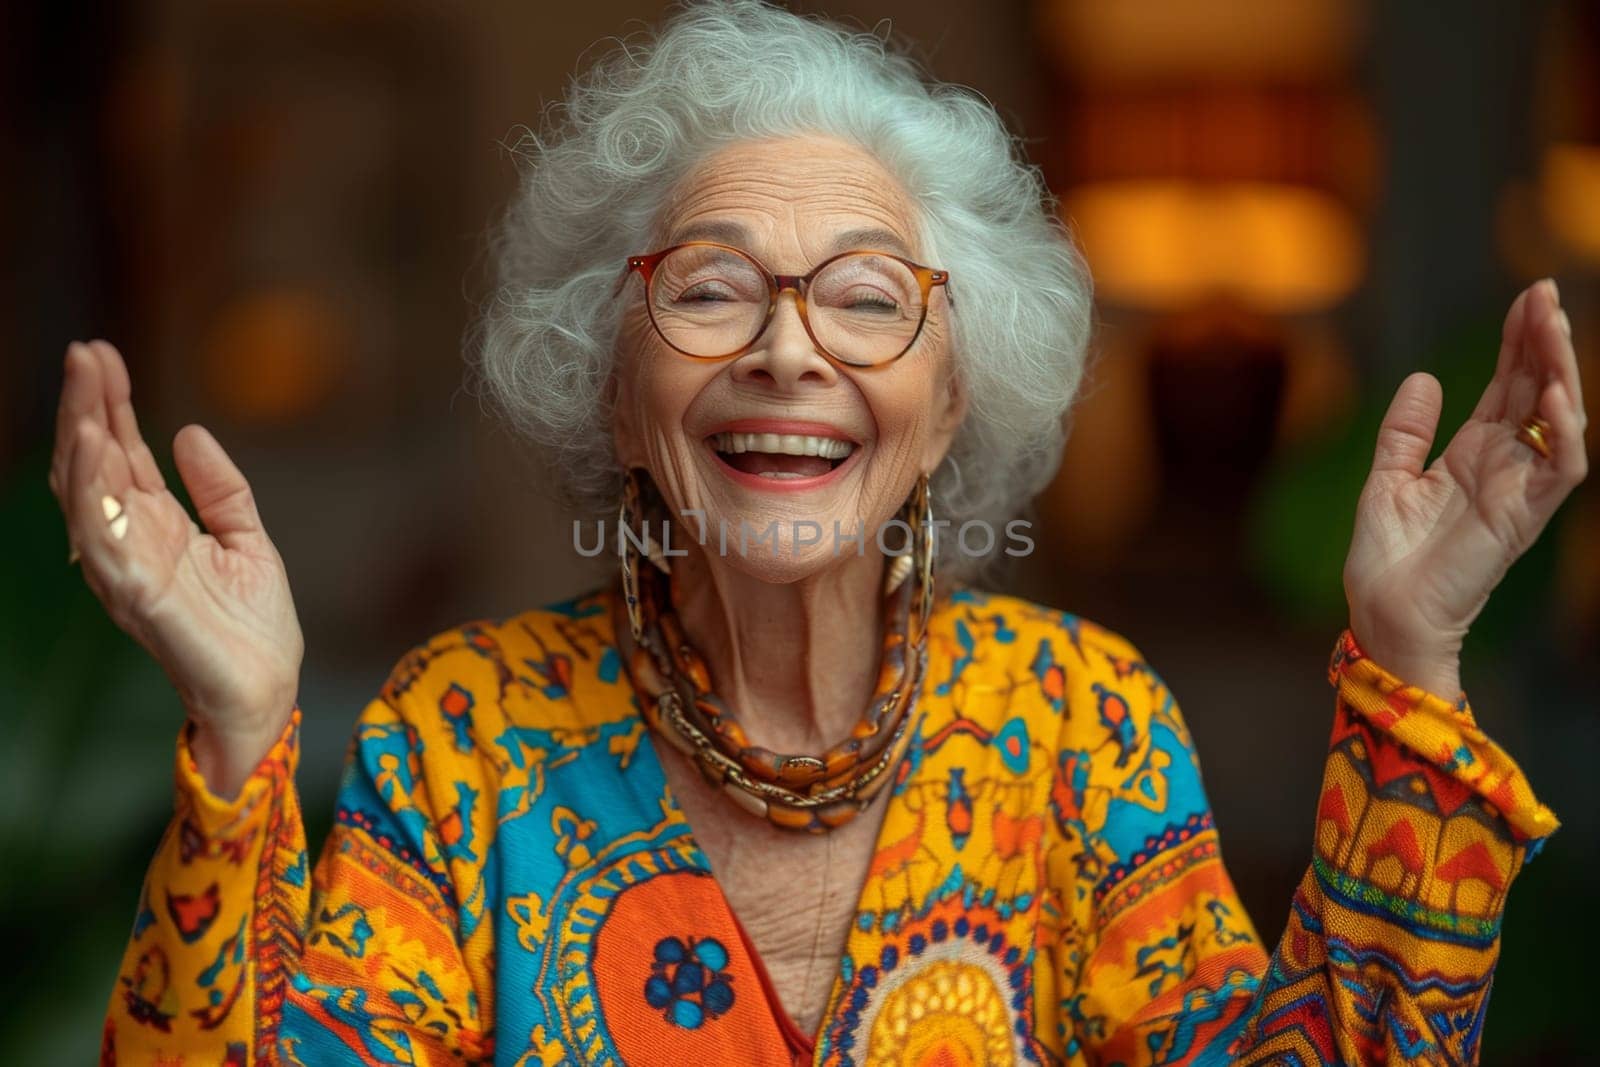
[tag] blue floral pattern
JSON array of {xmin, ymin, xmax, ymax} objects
[{"xmin": 645, "ymin": 935, "xmax": 736, "ymax": 1029}]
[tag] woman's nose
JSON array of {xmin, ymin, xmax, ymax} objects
[{"xmin": 731, "ymin": 290, "xmax": 838, "ymax": 389}]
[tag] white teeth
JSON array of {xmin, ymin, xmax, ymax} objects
[{"xmin": 710, "ymin": 432, "xmax": 854, "ymax": 459}]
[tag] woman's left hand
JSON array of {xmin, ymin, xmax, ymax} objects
[{"xmin": 1343, "ymin": 278, "xmax": 1588, "ymax": 698}]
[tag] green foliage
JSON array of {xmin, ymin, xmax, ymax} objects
[
  {"xmin": 0, "ymin": 448, "xmax": 339, "ymax": 1063},
  {"xmin": 0, "ymin": 449, "xmax": 189, "ymax": 1062}
]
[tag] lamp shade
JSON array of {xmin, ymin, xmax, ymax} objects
[{"xmin": 1064, "ymin": 179, "xmax": 1365, "ymax": 313}]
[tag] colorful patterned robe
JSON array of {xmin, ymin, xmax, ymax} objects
[{"xmin": 101, "ymin": 586, "xmax": 1558, "ymax": 1065}]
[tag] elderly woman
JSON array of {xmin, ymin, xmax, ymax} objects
[{"xmin": 62, "ymin": 3, "xmax": 1583, "ymax": 1065}]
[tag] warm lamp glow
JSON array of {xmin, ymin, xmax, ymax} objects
[
  {"xmin": 1063, "ymin": 180, "xmax": 1365, "ymax": 313},
  {"xmin": 200, "ymin": 288, "xmax": 345, "ymax": 422},
  {"xmin": 1061, "ymin": 90, "xmax": 1380, "ymax": 208},
  {"xmin": 1541, "ymin": 142, "xmax": 1600, "ymax": 263},
  {"xmin": 1037, "ymin": 0, "xmax": 1361, "ymax": 83}
]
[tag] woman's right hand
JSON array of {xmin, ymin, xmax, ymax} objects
[{"xmin": 50, "ymin": 340, "xmax": 304, "ymax": 798}]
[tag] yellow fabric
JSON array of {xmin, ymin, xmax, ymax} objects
[{"xmin": 101, "ymin": 587, "xmax": 1555, "ymax": 1065}]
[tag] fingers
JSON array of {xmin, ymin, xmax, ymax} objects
[
  {"xmin": 1491, "ymin": 278, "xmax": 1587, "ymax": 471},
  {"xmin": 50, "ymin": 342, "xmax": 107, "ymax": 502},
  {"xmin": 1528, "ymin": 281, "xmax": 1586, "ymax": 427},
  {"xmin": 49, "ymin": 339, "xmax": 166, "ymax": 508},
  {"xmin": 88, "ymin": 340, "xmax": 167, "ymax": 492},
  {"xmin": 1490, "ymin": 282, "xmax": 1534, "ymax": 382},
  {"xmin": 65, "ymin": 419, "xmax": 134, "ymax": 603},
  {"xmin": 1477, "ymin": 279, "xmax": 1556, "ymax": 422},
  {"xmin": 1370, "ymin": 372, "xmax": 1444, "ymax": 478},
  {"xmin": 1532, "ymin": 378, "xmax": 1589, "ymax": 498},
  {"xmin": 172, "ymin": 424, "xmax": 268, "ymax": 552},
  {"xmin": 1474, "ymin": 278, "xmax": 1587, "ymax": 436}
]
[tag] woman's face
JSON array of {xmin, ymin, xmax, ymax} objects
[{"xmin": 613, "ymin": 134, "xmax": 965, "ymax": 583}]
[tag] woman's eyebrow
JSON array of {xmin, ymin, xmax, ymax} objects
[
  {"xmin": 828, "ymin": 226, "xmax": 913, "ymax": 259},
  {"xmin": 667, "ymin": 219, "xmax": 750, "ymax": 247},
  {"xmin": 664, "ymin": 220, "xmax": 914, "ymax": 261}
]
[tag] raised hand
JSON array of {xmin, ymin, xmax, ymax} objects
[
  {"xmin": 1344, "ymin": 279, "xmax": 1589, "ymax": 697},
  {"xmin": 49, "ymin": 340, "xmax": 304, "ymax": 797}
]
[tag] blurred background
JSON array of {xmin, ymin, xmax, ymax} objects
[{"xmin": 2, "ymin": 0, "xmax": 1596, "ymax": 1061}]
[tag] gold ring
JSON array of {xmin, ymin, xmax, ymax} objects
[
  {"xmin": 1516, "ymin": 416, "xmax": 1553, "ymax": 459},
  {"xmin": 101, "ymin": 493, "xmax": 129, "ymax": 541},
  {"xmin": 68, "ymin": 495, "xmax": 129, "ymax": 565}
]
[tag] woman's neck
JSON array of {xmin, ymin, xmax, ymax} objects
[{"xmin": 669, "ymin": 545, "xmax": 886, "ymax": 753}]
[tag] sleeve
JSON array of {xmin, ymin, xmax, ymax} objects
[
  {"xmin": 102, "ymin": 678, "xmax": 494, "ymax": 1064},
  {"xmin": 1062, "ymin": 629, "xmax": 1558, "ymax": 1067},
  {"xmin": 1226, "ymin": 630, "xmax": 1558, "ymax": 1066}
]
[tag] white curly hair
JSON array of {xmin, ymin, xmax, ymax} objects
[{"xmin": 471, "ymin": 0, "xmax": 1093, "ymax": 578}]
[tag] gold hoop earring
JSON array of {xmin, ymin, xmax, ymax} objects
[
  {"xmin": 910, "ymin": 472, "xmax": 935, "ymax": 643},
  {"xmin": 619, "ymin": 468, "xmax": 647, "ymax": 642},
  {"xmin": 884, "ymin": 473, "xmax": 935, "ymax": 640}
]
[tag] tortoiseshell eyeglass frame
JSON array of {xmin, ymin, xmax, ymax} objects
[{"xmin": 612, "ymin": 240, "xmax": 952, "ymax": 369}]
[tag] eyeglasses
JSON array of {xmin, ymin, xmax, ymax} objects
[{"xmin": 614, "ymin": 241, "xmax": 950, "ymax": 368}]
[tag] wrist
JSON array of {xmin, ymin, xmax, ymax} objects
[
  {"xmin": 1346, "ymin": 624, "xmax": 1462, "ymax": 699},
  {"xmin": 1371, "ymin": 656, "xmax": 1461, "ymax": 701},
  {"xmin": 187, "ymin": 707, "xmax": 293, "ymax": 801}
]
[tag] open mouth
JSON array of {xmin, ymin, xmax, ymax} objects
[{"xmin": 708, "ymin": 431, "xmax": 857, "ymax": 480}]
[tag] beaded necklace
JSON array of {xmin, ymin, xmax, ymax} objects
[{"xmin": 612, "ymin": 496, "xmax": 932, "ymax": 833}]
